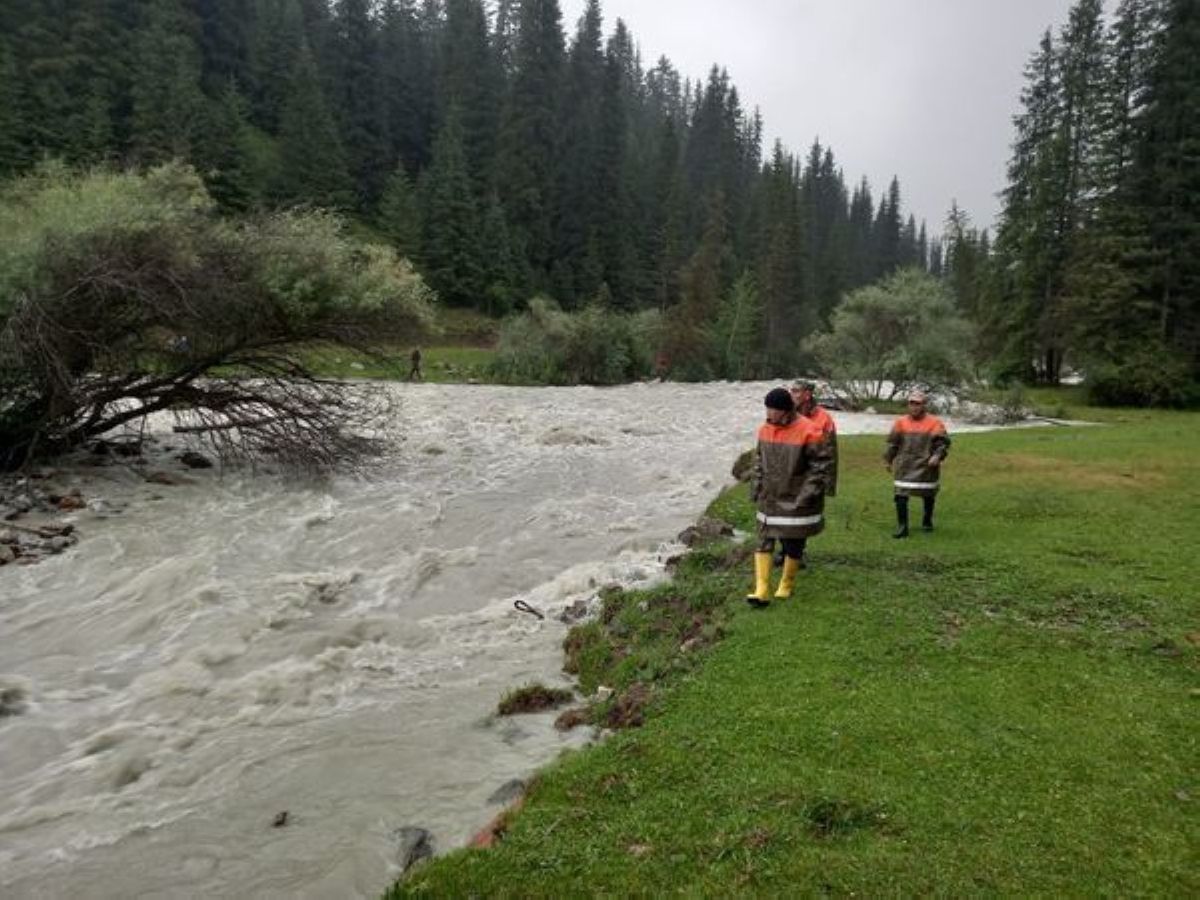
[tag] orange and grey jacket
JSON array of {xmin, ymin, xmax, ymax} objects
[
  {"xmin": 752, "ymin": 415, "xmax": 832, "ymax": 539},
  {"xmin": 802, "ymin": 404, "xmax": 838, "ymax": 497},
  {"xmin": 884, "ymin": 413, "xmax": 950, "ymax": 495}
]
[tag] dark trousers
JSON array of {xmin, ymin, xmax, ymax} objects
[
  {"xmin": 763, "ymin": 537, "xmax": 806, "ymax": 561},
  {"xmin": 895, "ymin": 494, "xmax": 935, "ymax": 527}
]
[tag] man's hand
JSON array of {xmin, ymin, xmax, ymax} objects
[{"xmin": 928, "ymin": 456, "xmax": 941, "ymax": 468}]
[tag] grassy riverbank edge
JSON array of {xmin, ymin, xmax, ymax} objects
[{"xmin": 387, "ymin": 401, "xmax": 1198, "ymax": 897}]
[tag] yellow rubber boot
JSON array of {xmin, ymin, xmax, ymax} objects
[
  {"xmin": 774, "ymin": 556, "xmax": 801, "ymax": 599},
  {"xmin": 746, "ymin": 552, "xmax": 773, "ymax": 607}
]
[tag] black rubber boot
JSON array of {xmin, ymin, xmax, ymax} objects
[
  {"xmin": 921, "ymin": 495, "xmax": 936, "ymax": 532},
  {"xmin": 893, "ymin": 495, "xmax": 910, "ymax": 539}
]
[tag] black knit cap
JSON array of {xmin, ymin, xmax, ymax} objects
[{"xmin": 764, "ymin": 387, "xmax": 795, "ymax": 412}]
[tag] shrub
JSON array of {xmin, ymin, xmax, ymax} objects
[
  {"xmin": 490, "ymin": 297, "xmax": 658, "ymax": 385},
  {"xmin": 804, "ymin": 268, "xmax": 976, "ymax": 404},
  {"xmin": 1084, "ymin": 346, "xmax": 1199, "ymax": 408}
]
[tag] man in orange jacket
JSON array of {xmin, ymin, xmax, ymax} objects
[
  {"xmin": 773, "ymin": 380, "xmax": 839, "ymax": 569},
  {"xmin": 791, "ymin": 380, "xmax": 838, "ymax": 496},
  {"xmin": 747, "ymin": 387, "xmax": 832, "ymax": 608},
  {"xmin": 883, "ymin": 391, "xmax": 951, "ymax": 538}
]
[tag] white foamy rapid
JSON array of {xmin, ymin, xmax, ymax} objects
[{"xmin": 0, "ymin": 381, "xmax": 1005, "ymax": 898}]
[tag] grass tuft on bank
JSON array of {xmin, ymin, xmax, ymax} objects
[{"xmin": 389, "ymin": 404, "xmax": 1199, "ymax": 897}]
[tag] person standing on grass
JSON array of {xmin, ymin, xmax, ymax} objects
[
  {"xmin": 791, "ymin": 380, "xmax": 838, "ymax": 496},
  {"xmin": 747, "ymin": 387, "xmax": 832, "ymax": 608},
  {"xmin": 408, "ymin": 347, "xmax": 423, "ymax": 381},
  {"xmin": 773, "ymin": 380, "xmax": 840, "ymax": 569},
  {"xmin": 883, "ymin": 390, "xmax": 951, "ymax": 538}
]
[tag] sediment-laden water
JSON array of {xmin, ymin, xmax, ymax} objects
[{"xmin": 0, "ymin": 381, "xmax": 1001, "ymax": 898}]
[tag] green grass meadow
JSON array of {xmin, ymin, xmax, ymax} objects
[
  {"xmin": 391, "ymin": 404, "xmax": 1198, "ymax": 897},
  {"xmin": 301, "ymin": 342, "xmax": 495, "ymax": 382}
]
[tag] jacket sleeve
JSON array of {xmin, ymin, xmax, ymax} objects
[
  {"xmin": 750, "ymin": 441, "xmax": 763, "ymax": 502},
  {"xmin": 883, "ymin": 424, "xmax": 901, "ymax": 464},
  {"xmin": 798, "ymin": 437, "xmax": 832, "ymax": 505},
  {"xmin": 827, "ymin": 429, "xmax": 839, "ymax": 497},
  {"xmin": 932, "ymin": 426, "xmax": 950, "ymax": 462}
]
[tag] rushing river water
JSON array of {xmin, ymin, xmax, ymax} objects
[{"xmin": 0, "ymin": 381, "xmax": 1001, "ymax": 898}]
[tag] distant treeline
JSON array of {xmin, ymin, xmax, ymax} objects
[
  {"xmin": 986, "ymin": 0, "xmax": 1199, "ymax": 398},
  {"xmin": 0, "ymin": 0, "xmax": 1195, "ymax": 399},
  {"xmin": 0, "ymin": 0, "xmax": 940, "ymax": 376}
]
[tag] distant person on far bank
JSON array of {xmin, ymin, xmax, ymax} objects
[
  {"xmin": 883, "ymin": 390, "xmax": 950, "ymax": 538},
  {"xmin": 408, "ymin": 347, "xmax": 423, "ymax": 381},
  {"xmin": 747, "ymin": 387, "xmax": 832, "ymax": 608}
]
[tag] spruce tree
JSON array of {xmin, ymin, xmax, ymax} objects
[
  {"xmin": 665, "ymin": 194, "xmax": 729, "ymax": 379},
  {"xmin": 419, "ymin": 106, "xmax": 484, "ymax": 306},
  {"xmin": 438, "ymin": 0, "xmax": 500, "ymax": 192},
  {"xmin": 275, "ymin": 41, "xmax": 354, "ymax": 208},
  {"xmin": 552, "ymin": 0, "xmax": 606, "ymax": 306},
  {"xmin": 190, "ymin": 0, "xmax": 257, "ymax": 93},
  {"xmin": 331, "ymin": 0, "xmax": 390, "ymax": 209},
  {"xmin": 596, "ymin": 22, "xmax": 640, "ymax": 309},
  {"xmin": 495, "ymin": 0, "xmax": 566, "ymax": 279},
  {"xmin": 757, "ymin": 142, "xmax": 805, "ymax": 361},
  {"xmin": 712, "ymin": 270, "xmax": 763, "ymax": 379},
  {"xmin": 1126, "ymin": 0, "xmax": 1200, "ymax": 373},
  {"xmin": 847, "ymin": 177, "xmax": 876, "ymax": 288},
  {"xmin": 377, "ymin": 162, "xmax": 424, "ymax": 261},
  {"xmin": 196, "ymin": 80, "xmax": 259, "ymax": 211},
  {"xmin": 646, "ymin": 118, "xmax": 688, "ymax": 311},
  {"xmin": 871, "ymin": 176, "xmax": 903, "ymax": 278},
  {"xmin": 249, "ymin": 0, "xmax": 307, "ymax": 132},
  {"xmin": 0, "ymin": 41, "xmax": 27, "ymax": 176},
  {"xmin": 129, "ymin": 0, "xmax": 207, "ymax": 165},
  {"xmin": 478, "ymin": 193, "xmax": 524, "ymax": 315},
  {"xmin": 379, "ymin": 0, "xmax": 436, "ymax": 172},
  {"xmin": 994, "ymin": 30, "xmax": 1065, "ymax": 381}
]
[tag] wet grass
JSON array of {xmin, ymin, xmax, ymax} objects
[
  {"xmin": 388, "ymin": 399, "xmax": 1199, "ymax": 897},
  {"xmin": 299, "ymin": 342, "xmax": 495, "ymax": 382},
  {"xmin": 497, "ymin": 684, "xmax": 575, "ymax": 716}
]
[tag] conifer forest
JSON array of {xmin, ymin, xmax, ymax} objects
[{"xmin": 0, "ymin": 0, "xmax": 1197, "ymax": 400}]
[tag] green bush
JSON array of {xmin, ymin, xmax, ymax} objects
[
  {"xmin": 490, "ymin": 297, "xmax": 658, "ymax": 385},
  {"xmin": 1085, "ymin": 346, "xmax": 1199, "ymax": 408},
  {"xmin": 804, "ymin": 268, "xmax": 976, "ymax": 403}
]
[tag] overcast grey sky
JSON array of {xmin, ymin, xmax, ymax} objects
[{"xmin": 560, "ymin": 0, "xmax": 1077, "ymax": 236}]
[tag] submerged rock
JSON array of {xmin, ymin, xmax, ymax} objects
[
  {"xmin": 394, "ymin": 826, "xmax": 435, "ymax": 872},
  {"xmin": 179, "ymin": 451, "xmax": 214, "ymax": 470},
  {"xmin": 731, "ymin": 448, "xmax": 755, "ymax": 482},
  {"xmin": 487, "ymin": 779, "xmax": 527, "ymax": 806},
  {"xmin": 677, "ymin": 516, "xmax": 734, "ymax": 547},
  {"xmin": 557, "ymin": 598, "xmax": 591, "ymax": 624},
  {"xmin": 0, "ymin": 682, "xmax": 30, "ymax": 717}
]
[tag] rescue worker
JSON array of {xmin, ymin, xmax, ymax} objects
[
  {"xmin": 883, "ymin": 390, "xmax": 951, "ymax": 538},
  {"xmin": 791, "ymin": 380, "xmax": 838, "ymax": 496},
  {"xmin": 774, "ymin": 380, "xmax": 839, "ymax": 568},
  {"xmin": 747, "ymin": 387, "xmax": 832, "ymax": 608}
]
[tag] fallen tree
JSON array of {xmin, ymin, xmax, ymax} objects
[{"xmin": 0, "ymin": 162, "xmax": 436, "ymax": 469}]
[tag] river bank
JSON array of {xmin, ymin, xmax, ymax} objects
[
  {"xmin": 390, "ymin": 400, "xmax": 1199, "ymax": 896},
  {"xmin": 4, "ymin": 380, "xmax": 1017, "ymax": 898}
]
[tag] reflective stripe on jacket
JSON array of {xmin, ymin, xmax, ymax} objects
[
  {"xmin": 884, "ymin": 414, "xmax": 950, "ymax": 495},
  {"xmin": 752, "ymin": 415, "xmax": 832, "ymax": 539}
]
